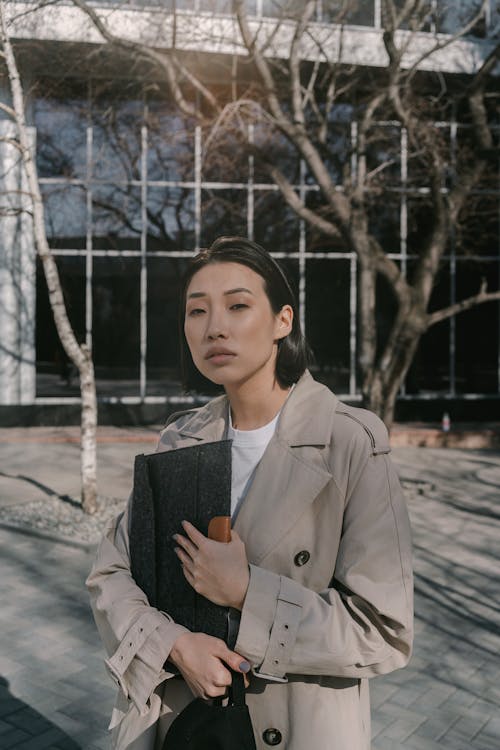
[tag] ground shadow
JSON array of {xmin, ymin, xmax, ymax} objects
[
  {"xmin": 0, "ymin": 470, "xmax": 79, "ymax": 507},
  {"xmin": 0, "ymin": 674, "xmax": 81, "ymax": 749}
]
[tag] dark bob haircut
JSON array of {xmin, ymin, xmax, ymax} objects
[{"xmin": 179, "ymin": 236, "xmax": 312, "ymax": 393}]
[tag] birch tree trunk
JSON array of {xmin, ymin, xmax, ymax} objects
[{"xmin": 0, "ymin": 2, "xmax": 98, "ymax": 514}]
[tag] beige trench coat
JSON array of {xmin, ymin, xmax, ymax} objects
[{"xmin": 86, "ymin": 371, "xmax": 413, "ymax": 750}]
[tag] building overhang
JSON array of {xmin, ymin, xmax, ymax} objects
[{"xmin": 5, "ymin": 1, "xmax": 499, "ymax": 77}]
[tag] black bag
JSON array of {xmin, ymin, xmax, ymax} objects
[
  {"xmin": 129, "ymin": 441, "xmax": 232, "ymax": 639},
  {"xmin": 162, "ymin": 672, "xmax": 257, "ymax": 750}
]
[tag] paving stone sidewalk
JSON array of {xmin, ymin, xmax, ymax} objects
[{"xmin": 0, "ymin": 442, "xmax": 499, "ymax": 749}]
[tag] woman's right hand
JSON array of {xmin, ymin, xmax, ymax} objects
[{"xmin": 169, "ymin": 632, "xmax": 250, "ymax": 699}]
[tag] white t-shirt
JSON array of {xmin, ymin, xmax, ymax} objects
[{"xmin": 228, "ymin": 410, "xmax": 279, "ymax": 519}]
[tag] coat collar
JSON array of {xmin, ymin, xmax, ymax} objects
[{"xmin": 176, "ymin": 370, "xmax": 338, "ymax": 448}]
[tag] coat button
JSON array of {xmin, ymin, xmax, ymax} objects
[
  {"xmin": 294, "ymin": 550, "xmax": 310, "ymax": 566},
  {"xmin": 263, "ymin": 728, "xmax": 282, "ymax": 745}
]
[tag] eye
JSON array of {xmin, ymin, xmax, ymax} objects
[
  {"xmin": 230, "ymin": 303, "xmax": 248, "ymax": 311},
  {"xmin": 187, "ymin": 307, "xmax": 205, "ymax": 317}
]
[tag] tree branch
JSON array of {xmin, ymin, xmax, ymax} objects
[
  {"xmin": 289, "ymin": 0, "xmax": 316, "ymax": 130},
  {"xmin": 262, "ymin": 158, "xmax": 341, "ymax": 240},
  {"xmin": 0, "ymin": 101, "xmax": 15, "ymax": 118},
  {"xmin": 69, "ymin": 0, "xmax": 219, "ymax": 119},
  {"xmin": 427, "ymin": 280, "xmax": 500, "ymax": 327}
]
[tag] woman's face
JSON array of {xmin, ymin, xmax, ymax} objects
[{"xmin": 184, "ymin": 262, "xmax": 292, "ymax": 390}]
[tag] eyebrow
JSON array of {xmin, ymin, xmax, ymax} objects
[{"xmin": 187, "ymin": 287, "xmax": 254, "ymax": 299}]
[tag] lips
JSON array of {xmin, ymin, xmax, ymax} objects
[{"xmin": 205, "ymin": 348, "xmax": 236, "ymax": 361}]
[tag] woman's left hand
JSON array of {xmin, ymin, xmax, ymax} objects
[{"xmin": 174, "ymin": 521, "xmax": 250, "ymax": 610}]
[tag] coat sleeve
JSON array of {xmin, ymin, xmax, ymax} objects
[
  {"xmin": 234, "ymin": 428, "xmax": 413, "ymax": 681},
  {"xmin": 85, "ymin": 500, "xmax": 189, "ymax": 716}
]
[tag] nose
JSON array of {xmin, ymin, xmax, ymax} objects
[{"xmin": 206, "ymin": 311, "xmax": 228, "ymax": 341}]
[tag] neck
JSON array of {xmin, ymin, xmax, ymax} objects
[{"xmin": 226, "ymin": 376, "xmax": 291, "ymax": 431}]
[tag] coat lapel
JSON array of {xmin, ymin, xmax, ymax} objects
[
  {"xmin": 233, "ymin": 437, "xmax": 332, "ymax": 564},
  {"xmin": 234, "ymin": 372, "xmax": 338, "ymax": 563}
]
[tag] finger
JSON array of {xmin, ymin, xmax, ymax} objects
[
  {"xmin": 181, "ymin": 520, "xmax": 207, "ymax": 546},
  {"xmin": 174, "ymin": 546, "xmax": 193, "ymax": 569},
  {"xmin": 216, "ymin": 644, "xmax": 251, "ymax": 674},
  {"xmin": 174, "ymin": 533, "xmax": 198, "ymax": 557}
]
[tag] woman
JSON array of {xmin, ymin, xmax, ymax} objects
[{"xmin": 87, "ymin": 236, "xmax": 413, "ymax": 750}]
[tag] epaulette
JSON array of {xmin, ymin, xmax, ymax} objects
[{"xmin": 334, "ymin": 403, "xmax": 391, "ymax": 455}]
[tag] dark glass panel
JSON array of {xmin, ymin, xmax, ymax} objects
[
  {"xmin": 200, "ymin": 188, "xmax": 248, "ymax": 247},
  {"xmin": 278, "ymin": 257, "xmax": 300, "ymax": 303},
  {"xmin": 42, "ymin": 185, "xmax": 87, "ymax": 246},
  {"xmin": 92, "ymin": 185, "xmax": 142, "ymax": 249},
  {"xmin": 365, "ymin": 124, "xmax": 401, "ymax": 187},
  {"xmin": 455, "ymin": 260, "xmax": 499, "ymax": 393},
  {"xmin": 435, "ymin": 0, "xmax": 486, "ymax": 38},
  {"xmin": 252, "ymin": 123, "xmax": 300, "ymax": 184},
  {"xmin": 322, "ymin": 0, "xmax": 374, "ymax": 26},
  {"xmin": 404, "ymin": 262, "xmax": 451, "ymax": 395},
  {"xmin": 407, "ymin": 125, "xmax": 450, "ymax": 191},
  {"xmin": 306, "ymin": 259, "xmax": 350, "ymax": 393},
  {"xmin": 92, "ymin": 258, "xmax": 141, "ymax": 395},
  {"xmin": 304, "ymin": 190, "xmax": 346, "ymax": 253},
  {"xmin": 406, "ymin": 198, "xmax": 445, "ymax": 261},
  {"xmin": 147, "ymin": 187, "xmax": 196, "ymax": 251},
  {"xmin": 146, "ymin": 257, "xmax": 187, "ymax": 395},
  {"xmin": 202, "ymin": 128, "xmax": 249, "ymax": 183},
  {"xmin": 146, "ymin": 104, "xmax": 194, "ymax": 182},
  {"xmin": 34, "ymin": 96, "xmax": 87, "ymax": 179},
  {"xmin": 367, "ymin": 196, "xmax": 400, "ymax": 256},
  {"xmin": 91, "ymin": 107, "xmax": 144, "ymax": 183},
  {"xmin": 35, "ymin": 256, "xmax": 85, "ymax": 397},
  {"xmin": 253, "ymin": 190, "xmax": 299, "ymax": 253},
  {"xmin": 455, "ymin": 196, "xmax": 499, "ymax": 259},
  {"xmin": 389, "ymin": 1, "xmax": 433, "ymax": 31}
]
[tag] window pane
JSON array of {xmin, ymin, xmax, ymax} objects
[
  {"xmin": 405, "ymin": 262, "xmax": 451, "ymax": 395},
  {"xmin": 306, "ymin": 259, "xmax": 350, "ymax": 393},
  {"xmin": 91, "ymin": 90, "xmax": 144, "ymax": 182},
  {"xmin": 36, "ymin": 257, "xmax": 85, "ymax": 397},
  {"xmin": 42, "ymin": 185, "xmax": 87, "ymax": 247},
  {"xmin": 252, "ymin": 124, "xmax": 300, "ymax": 184},
  {"xmin": 201, "ymin": 188, "xmax": 248, "ymax": 247},
  {"xmin": 147, "ymin": 187, "xmax": 196, "ymax": 251},
  {"xmin": 456, "ymin": 196, "xmax": 499, "ymax": 258},
  {"xmin": 368, "ymin": 196, "xmax": 400, "ymax": 256},
  {"xmin": 146, "ymin": 257, "xmax": 186, "ymax": 395},
  {"xmin": 35, "ymin": 96, "xmax": 87, "ymax": 179},
  {"xmin": 202, "ymin": 128, "xmax": 249, "ymax": 183},
  {"xmin": 435, "ymin": 0, "xmax": 486, "ymax": 37},
  {"xmin": 146, "ymin": 105, "xmax": 194, "ymax": 182},
  {"xmin": 93, "ymin": 258, "xmax": 141, "ymax": 396},
  {"xmin": 455, "ymin": 260, "xmax": 499, "ymax": 393},
  {"xmin": 253, "ymin": 191, "xmax": 299, "ymax": 253},
  {"xmin": 92, "ymin": 185, "xmax": 142, "ymax": 250},
  {"xmin": 322, "ymin": 0, "xmax": 375, "ymax": 26}
]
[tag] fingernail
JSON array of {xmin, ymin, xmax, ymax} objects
[{"xmin": 239, "ymin": 661, "xmax": 251, "ymax": 673}]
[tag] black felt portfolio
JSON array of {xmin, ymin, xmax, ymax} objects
[{"xmin": 129, "ymin": 440, "xmax": 232, "ymax": 640}]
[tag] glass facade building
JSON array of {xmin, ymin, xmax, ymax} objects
[{"xmin": 1, "ymin": 0, "xmax": 499, "ymax": 419}]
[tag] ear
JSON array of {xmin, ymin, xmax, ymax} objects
[{"xmin": 274, "ymin": 304, "xmax": 293, "ymax": 341}]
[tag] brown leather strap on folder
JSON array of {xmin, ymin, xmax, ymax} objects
[{"xmin": 208, "ymin": 515, "xmax": 231, "ymax": 543}]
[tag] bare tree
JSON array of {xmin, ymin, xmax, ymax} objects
[
  {"xmin": 21, "ymin": 0, "xmax": 500, "ymax": 427},
  {"xmin": 0, "ymin": 1, "xmax": 98, "ymax": 513}
]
